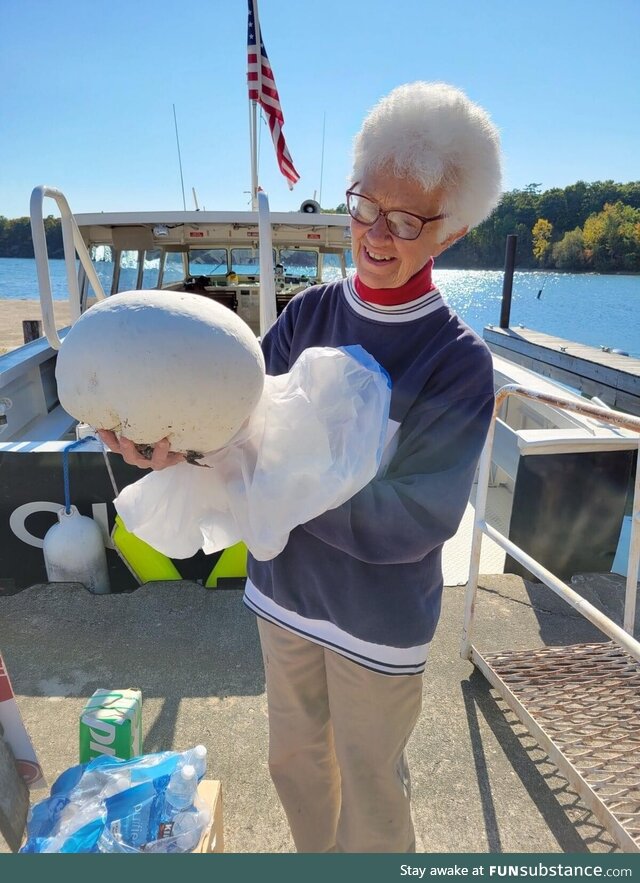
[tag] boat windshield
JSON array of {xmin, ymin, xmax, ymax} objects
[
  {"xmin": 188, "ymin": 248, "xmax": 228, "ymax": 276},
  {"xmin": 85, "ymin": 241, "xmax": 352, "ymax": 295},
  {"xmin": 230, "ymin": 247, "xmax": 274, "ymax": 277},
  {"xmin": 278, "ymin": 249, "xmax": 318, "ymax": 279}
]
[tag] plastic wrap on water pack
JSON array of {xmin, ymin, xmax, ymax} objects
[
  {"xmin": 114, "ymin": 346, "xmax": 391, "ymax": 561},
  {"xmin": 20, "ymin": 750, "xmax": 209, "ymax": 853}
]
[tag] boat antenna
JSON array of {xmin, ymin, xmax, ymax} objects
[
  {"xmin": 173, "ymin": 103, "xmax": 187, "ymax": 211},
  {"xmin": 318, "ymin": 111, "xmax": 326, "ymax": 207},
  {"xmin": 192, "ymin": 187, "xmax": 200, "ymax": 211}
]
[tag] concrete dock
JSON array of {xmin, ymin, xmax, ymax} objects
[{"xmin": 1, "ymin": 572, "xmax": 636, "ymax": 854}]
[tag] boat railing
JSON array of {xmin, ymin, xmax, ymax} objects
[
  {"xmin": 462, "ymin": 385, "xmax": 640, "ymax": 851},
  {"xmin": 29, "ymin": 185, "xmax": 107, "ymax": 350}
]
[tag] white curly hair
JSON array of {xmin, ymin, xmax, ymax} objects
[{"xmin": 351, "ymin": 82, "xmax": 503, "ymax": 236}]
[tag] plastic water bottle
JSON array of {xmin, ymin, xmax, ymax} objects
[
  {"xmin": 40, "ymin": 799, "xmax": 104, "ymax": 853},
  {"xmin": 96, "ymin": 827, "xmax": 133, "ymax": 853},
  {"xmin": 172, "ymin": 807, "xmax": 210, "ymax": 852},
  {"xmin": 166, "ymin": 764, "xmax": 197, "ymax": 812},
  {"xmin": 72, "ymin": 770, "xmax": 130, "ymax": 802},
  {"xmin": 145, "ymin": 805, "xmax": 210, "ymax": 853},
  {"xmin": 156, "ymin": 764, "xmax": 197, "ymax": 842},
  {"xmin": 179, "ymin": 745, "xmax": 207, "ymax": 780}
]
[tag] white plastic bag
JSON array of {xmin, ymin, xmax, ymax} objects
[{"xmin": 114, "ymin": 346, "xmax": 391, "ymax": 561}]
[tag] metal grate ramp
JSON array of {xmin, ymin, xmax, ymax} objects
[{"xmin": 474, "ymin": 641, "xmax": 640, "ymax": 852}]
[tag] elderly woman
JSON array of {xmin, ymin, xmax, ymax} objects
[
  {"xmin": 242, "ymin": 82, "xmax": 502, "ymax": 853},
  {"xmin": 102, "ymin": 81, "xmax": 502, "ymax": 853}
]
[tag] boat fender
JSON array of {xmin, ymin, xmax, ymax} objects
[
  {"xmin": 205, "ymin": 541, "xmax": 248, "ymax": 588},
  {"xmin": 111, "ymin": 515, "xmax": 181, "ymax": 584},
  {"xmin": 112, "ymin": 516, "xmax": 247, "ymax": 587},
  {"xmin": 43, "ymin": 505, "xmax": 111, "ymax": 594}
]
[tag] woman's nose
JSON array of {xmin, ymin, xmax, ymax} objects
[{"xmin": 366, "ymin": 214, "xmax": 392, "ymax": 242}]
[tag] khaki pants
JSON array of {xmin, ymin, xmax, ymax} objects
[{"xmin": 257, "ymin": 618, "xmax": 424, "ymax": 853}]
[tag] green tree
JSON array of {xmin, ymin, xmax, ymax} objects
[
  {"xmin": 581, "ymin": 181, "xmax": 622, "ymax": 220},
  {"xmin": 538, "ymin": 188, "xmax": 569, "ymax": 234},
  {"xmin": 583, "ymin": 202, "xmax": 640, "ymax": 271},
  {"xmin": 618, "ymin": 182, "xmax": 640, "ymax": 210},
  {"xmin": 552, "ymin": 228, "xmax": 586, "ymax": 269},
  {"xmin": 564, "ymin": 181, "xmax": 588, "ymax": 224},
  {"xmin": 0, "ymin": 215, "xmax": 63, "ymax": 258}
]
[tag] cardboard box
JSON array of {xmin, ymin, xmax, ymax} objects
[
  {"xmin": 79, "ymin": 688, "xmax": 142, "ymax": 763},
  {"xmin": 194, "ymin": 779, "xmax": 224, "ymax": 853}
]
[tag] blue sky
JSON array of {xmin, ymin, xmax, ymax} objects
[{"xmin": 1, "ymin": 0, "xmax": 638, "ymax": 218}]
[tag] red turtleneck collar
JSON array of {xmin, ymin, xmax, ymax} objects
[{"xmin": 354, "ymin": 259, "xmax": 435, "ymax": 306}]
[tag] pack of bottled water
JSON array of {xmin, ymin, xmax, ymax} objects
[{"xmin": 20, "ymin": 746, "xmax": 210, "ymax": 853}]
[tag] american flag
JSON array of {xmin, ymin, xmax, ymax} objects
[{"xmin": 247, "ymin": 0, "xmax": 299, "ymax": 189}]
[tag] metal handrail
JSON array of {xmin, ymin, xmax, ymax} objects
[
  {"xmin": 29, "ymin": 185, "xmax": 107, "ymax": 350},
  {"xmin": 461, "ymin": 384, "xmax": 640, "ymax": 660},
  {"xmin": 257, "ymin": 190, "xmax": 277, "ymax": 336}
]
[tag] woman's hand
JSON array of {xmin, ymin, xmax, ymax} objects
[{"xmin": 96, "ymin": 430, "xmax": 186, "ymax": 471}]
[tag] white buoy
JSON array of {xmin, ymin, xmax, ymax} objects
[{"xmin": 43, "ymin": 506, "xmax": 111, "ymax": 594}]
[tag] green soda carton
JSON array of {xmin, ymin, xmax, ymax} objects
[{"xmin": 79, "ymin": 688, "xmax": 142, "ymax": 763}]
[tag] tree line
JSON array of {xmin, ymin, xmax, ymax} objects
[
  {"xmin": 2, "ymin": 180, "xmax": 639, "ymax": 272},
  {"xmin": 0, "ymin": 215, "xmax": 64, "ymax": 259},
  {"xmin": 333, "ymin": 180, "xmax": 640, "ymax": 273}
]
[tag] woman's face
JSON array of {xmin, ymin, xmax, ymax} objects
[{"xmin": 350, "ymin": 167, "xmax": 463, "ymax": 289}]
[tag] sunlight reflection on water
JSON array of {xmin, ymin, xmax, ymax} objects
[{"xmin": 434, "ymin": 269, "xmax": 639, "ymax": 357}]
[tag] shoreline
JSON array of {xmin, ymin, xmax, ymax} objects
[
  {"xmin": 0, "ymin": 299, "xmax": 75, "ymax": 354},
  {"xmin": 1, "ymin": 256, "xmax": 639, "ymax": 277}
]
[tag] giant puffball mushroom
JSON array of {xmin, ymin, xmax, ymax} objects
[{"xmin": 56, "ymin": 290, "xmax": 266, "ymax": 457}]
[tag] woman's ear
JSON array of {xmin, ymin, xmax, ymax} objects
[{"xmin": 433, "ymin": 225, "xmax": 469, "ymax": 257}]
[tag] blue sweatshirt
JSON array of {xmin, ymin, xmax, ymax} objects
[{"xmin": 244, "ymin": 275, "xmax": 494, "ymax": 674}]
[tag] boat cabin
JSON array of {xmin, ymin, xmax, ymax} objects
[{"xmin": 74, "ymin": 210, "xmax": 353, "ymax": 334}]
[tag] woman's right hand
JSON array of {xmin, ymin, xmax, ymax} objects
[{"xmin": 96, "ymin": 430, "xmax": 186, "ymax": 471}]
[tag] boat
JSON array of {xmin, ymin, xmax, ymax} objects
[
  {"xmin": 0, "ymin": 186, "xmax": 354, "ymax": 593},
  {"xmin": 1, "ymin": 191, "xmax": 639, "ymax": 853},
  {"xmin": 0, "ymin": 184, "xmax": 637, "ymax": 595}
]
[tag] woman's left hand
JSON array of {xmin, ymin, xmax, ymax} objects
[{"xmin": 97, "ymin": 430, "xmax": 186, "ymax": 471}]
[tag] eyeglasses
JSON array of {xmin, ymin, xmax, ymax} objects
[{"xmin": 346, "ymin": 189, "xmax": 447, "ymax": 241}]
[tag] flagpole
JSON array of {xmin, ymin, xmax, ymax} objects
[
  {"xmin": 250, "ymin": 0, "xmax": 263, "ymax": 211},
  {"xmin": 249, "ymin": 99, "xmax": 259, "ymax": 211}
]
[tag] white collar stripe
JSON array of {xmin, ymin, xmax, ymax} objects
[
  {"xmin": 244, "ymin": 579, "xmax": 429, "ymax": 674},
  {"xmin": 343, "ymin": 277, "xmax": 445, "ymax": 323}
]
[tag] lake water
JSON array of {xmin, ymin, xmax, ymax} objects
[{"xmin": 0, "ymin": 257, "xmax": 638, "ymax": 357}]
